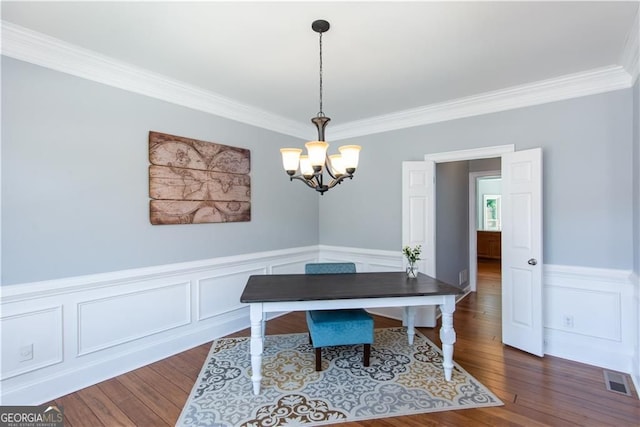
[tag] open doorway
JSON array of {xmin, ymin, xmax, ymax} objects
[
  {"xmin": 470, "ymin": 172, "xmax": 503, "ymax": 319},
  {"xmin": 468, "ymin": 169, "xmax": 502, "ymax": 293}
]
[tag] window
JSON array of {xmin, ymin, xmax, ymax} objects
[{"xmin": 483, "ymin": 194, "xmax": 501, "ymax": 230}]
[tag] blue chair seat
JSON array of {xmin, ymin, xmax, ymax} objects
[
  {"xmin": 306, "ymin": 309, "xmax": 374, "ymax": 348},
  {"xmin": 304, "ymin": 263, "xmax": 374, "ymax": 371}
]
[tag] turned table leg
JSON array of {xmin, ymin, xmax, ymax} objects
[
  {"xmin": 249, "ymin": 304, "xmax": 264, "ymax": 394},
  {"xmin": 439, "ymin": 296, "xmax": 456, "ymax": 381}
]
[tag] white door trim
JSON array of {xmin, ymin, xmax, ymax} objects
[
  {"xmin": 468, "ymin": 170, "xmax": 501, "ymax": 292},
  {"xmin": 424, "ymin": 144, "xmax": 514, "ymax": 281},
  {"xmin": 425, "ymin": 145, "xmax": 515, "ymax": 163}
]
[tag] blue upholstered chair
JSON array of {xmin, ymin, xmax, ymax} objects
[{"xmin": 305, "ymin": 262, "xmax": 374, "ymax": 371}]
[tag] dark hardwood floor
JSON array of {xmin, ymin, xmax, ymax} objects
[{"xmin": 48, "ymin": 259, "xmax": 640, "ymax": 426}]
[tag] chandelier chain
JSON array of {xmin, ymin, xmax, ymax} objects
[{"xmin": 318, "ymin": 31, "xmax": 324, "ymax": 117}]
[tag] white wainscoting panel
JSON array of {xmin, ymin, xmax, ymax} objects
[
  {"xmin": 1, "ymin": 246, "xmax": 637, "ymax": 405},
  {"xmin": 0, "ymin": 246, "xmax": 317, "ymax": 405},
  {"xmin": 543, "ymin": 265, "xmax": 635, "ymax": 373},
  {"xmin": 1, "ymin": 306, "xmax": 63, "ymax": 380},
  {"xmin": 78, "ymin": 281, "xmax": 191, "ymax": 355},
  {"xmin": 198, "ymin": 268, "xmax": 265, "ymax": 321},
  {"xmin": 545, "ymin": 286, "xmax": 621, "ymax": 340}
]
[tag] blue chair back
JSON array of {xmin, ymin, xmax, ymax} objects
[{"xmin": 305, "ymin": 262, "xmax": 356, "ymax": 275}]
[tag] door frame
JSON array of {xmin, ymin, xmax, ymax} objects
[
  {"xmin": 468, "ymin": 170, "xmax": 501, "ymax": 292},
  {"xmin": 424, "ymin": 144, "xmax": 515, "ymax": 281}
]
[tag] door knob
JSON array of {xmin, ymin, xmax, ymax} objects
[{"xmin": 528, "ymin": 258, "xmax": 537, "ymax": 266}]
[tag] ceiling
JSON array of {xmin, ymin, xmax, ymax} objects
[{"xmin": 2, "ymin": 1, "xmax": 638, "ymax": 137}]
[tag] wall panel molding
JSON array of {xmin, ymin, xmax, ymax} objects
[
  {"xmin": 197, "ymin": 268, "xmax": 264, "ymax": 322},
  {"xmin": 0, "ymin": 245, "xmax": 636, "ymax": 405},
  {"xmin": 0, "ymin": 306, "xmax": 63, "ymax": 380},
  {"xmin": 0, "ymin": 246, "xmax": 316, "ymax": 405},
  {"xmin": 543, "ymin": 264, "xmax": 635, "ymax": 372},
  {"xmin": 77, "ymin": 281, "xmax": 191, "ymax": 356}
]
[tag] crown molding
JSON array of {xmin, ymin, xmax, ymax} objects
[
  {"xmin": 0, "ymin": 21, "xmax": 310, "ymax": 139},
  {"xmin": 330, "ymin": 65, "xmax": 632, "ymax": 140},
  {"xmin": 1, "ymin": 20, "xmax": 634, "ymax": 143},
  {"xmin": 620, "ymin": 4, "xmax": 639, "ymax": 85}
]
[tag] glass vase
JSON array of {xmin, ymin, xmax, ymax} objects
[{"xmin": 406, "ymin": 263, "xmax": 418, "ymax": 278}]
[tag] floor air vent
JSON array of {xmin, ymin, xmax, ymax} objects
[{"xmin": 603, "ymin": 370, "xmax": 632, "ymax": 397}]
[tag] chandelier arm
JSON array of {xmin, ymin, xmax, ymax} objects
[
  {"xmin": 289, "ymin": 175, "xmax": 318, "ymax": 189},
  {"xmin": 326, "ymin": 178, "xmax": 342, "ymax": 189},
  {"xmin": 325, "ymin": 157, "xmax": 338, "ymax": 180},
  {"xmin": 315, "ymin": 169, "xmax": 324, "ymax": 189},
  {"xmin": 312, "ymin": 171, "xmax": 330, "ymax": 194},
  {"xmin": 327, "ymin": 174, "xmax": 354, "ymax": 190}
]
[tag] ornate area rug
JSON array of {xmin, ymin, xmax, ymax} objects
[{"xmin": 176, "ymin": 328, "xmax": 502, "ymax": 426}]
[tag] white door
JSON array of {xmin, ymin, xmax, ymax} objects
[
  {"xmin": 401, "ymin": 161, "xmax": 436, "ymax": 326},
  {"xmin": 402, "ymin": 161, "xmax": 434, "ymax": 276},
  {"xmin": 501, "ymin": 148, "xmax": 543, "ymax": 356}
]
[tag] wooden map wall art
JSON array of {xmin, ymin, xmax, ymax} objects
[{"xmin": 148, "ymin": 131, "xmax": 251, "ymax": 225}]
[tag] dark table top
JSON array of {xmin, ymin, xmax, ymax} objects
[{"xmin": 240, "ymin": 271, "xmax": 462, "ymax": 303}]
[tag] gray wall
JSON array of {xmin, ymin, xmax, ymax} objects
[
  {"xmin": 435, "ymin": 161, "xmax": 469, "ymax": 287},
  {"xmin": 319, "ymin": 89, "xmax": 634, "ymax": 270},
  {"xmin": 3, "ymin": 57, "xmax": 635, "ymax": 284},
  {"xmin": 469, "ymin": 157, "xmax": 501, "ymax": 172},
  {"xmin": 632, "ymin": 75, "xmax": 639, "ymax": 387},
  {"xmin": 2, "ymin": 58, "xmax": 319, "ymax": 285}
]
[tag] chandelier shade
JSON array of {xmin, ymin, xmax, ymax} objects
[
  {"xmin": 279, "ymin": 19, "xmax": 361, "ymax": 195},
  {"xmin": 280, "ymin": 148, "xmax": 302, "ymax": 173},
  {"xmin": 328, "ymin": 154, "xmax": 345, "ymax": 176},
  {"xmin": 305, "ymin": 141, "xmax": 329, "ymax": 169}
]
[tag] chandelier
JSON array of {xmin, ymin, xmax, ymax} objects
[{"xmin": 280, "ymin": 19, "xmax": 361, "ymax": 195}]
